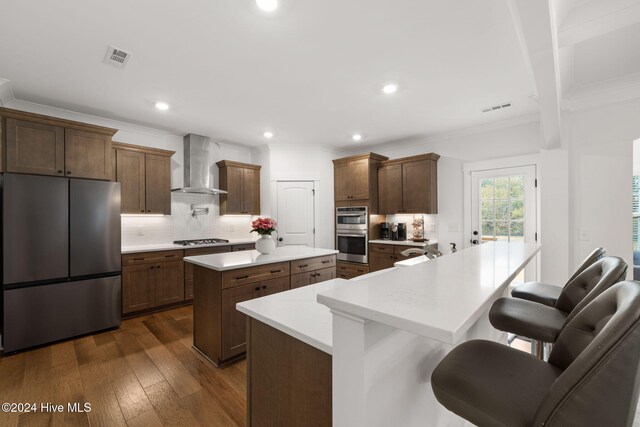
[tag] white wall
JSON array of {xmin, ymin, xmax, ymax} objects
[
  {"xmin": 266, "ymin": 143, "xmax": 345, "ymax": 249},
  {"xmin": 566, "ymin": 99, "xmax": 640, "ymax": 277},
  {"xmin": 5, "ymin": 99, "xmax": 259, "ymax": 244}
]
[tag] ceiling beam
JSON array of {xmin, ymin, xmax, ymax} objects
[
  {"xmin": 558, "ymin": 1, "xmax": 640, "ymax": 48},
  {"xmin": 508, "ymin": 0, "xmax": 563, "ymax": 149}
]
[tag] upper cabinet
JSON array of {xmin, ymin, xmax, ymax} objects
[
  {"xmin": 1, "ymin": 108, "xmax": 116, "ymax": 180},
  {"xmin": 217, "ymin": 160, "xmax": 261, "ymax": 215},
  {"xmin": 332, "ymin": 153, "xmax": 388, "ymax": 204},
  {"xmin": 378, "ymin": 153, "xmax": 440, "ymax": 214},
  {"xmin": 113, "ymin": 142, "xmax": 174, "ymax": 215}
]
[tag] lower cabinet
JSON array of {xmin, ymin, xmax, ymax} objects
[
  {"xmin": 336, "ymin": 261, "xmax": 369, "ymax": 279},
  {"xmin": 221, "ymin": 276, "xmax": 290, "ymax": 361},
  {"xmin": 291, "ymin": 267, "xmax": 336, "ymax": 289},
  {"xmin": 122, "ymin": 250, "xmax": 185, "ymax": 315},
  {"xmin": 369, "ymin": 243, "xmax": 430, "ymax": 272},
  {"xmin": 184, "ymin": 246, "xmax": 232, "ymax": 300}
]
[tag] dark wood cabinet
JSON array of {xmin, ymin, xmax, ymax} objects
[
  {"xmin": 5, "ymin": 118, "xmax": 65, "ymax": 176},
  {"xmin": 217, "ymin": 160, "xmax": 261, "ymax": 215},
  {"xmin": 369, "ymin": 251, "xmax": 396, "ymax": 272},
  {"xmin": 121, "ymin": 250, "xmax": 185, "ymax": 315},
  {"xmin": 378, "ymin": 163, "xmax": 403, "ymax": 214},
  {"xmin": 113, "ymin": 142, "xmax": 175, "ymax": 215},
  {"xmin": 336, "ymin": 261, "xmax": 369, "ymax": 279},
  {"xmin": 378, "ymin": 154, "xmax": 440, "ymax": 214},
  {"xmin": 122, "ymin": 264, "xmax": 156, "ymax": 314},
  {"xmin": 1, "ymin": 109, "xmax": 117, "ymax": 180},
  {"xmin": 194, "ymin": 255, "xmax": 335, "ymax": 366},
  {"xmin": 145, "ymin": 154, "xmax": 171, "ymax": 214},
  {"xmin": 369, "ymin": 243, "xmax": 434, "ymax": 272},
  {"xmin": 332, "ymin": 153, "xmax": 387, "ymax": 204},
  {"xmin": 231, "ymin": 243, "xmax": 256, "ymax": 252},
  {"xmin": 116, "ymin": 150, "xmax": 145, "ymax": 213},
  {"xmin": 64, "ymin": 129, "xmax": 112, "ymax": 180},
  {"xmin": 155, "ymin": 260, "xmax": 185, "ymax": 306},
  {"xmin": 291, "ymin": 266, "xmax": 336, "ymax": 289}
]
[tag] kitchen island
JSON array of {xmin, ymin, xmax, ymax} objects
[
  {"xmin": 237, "ymin": 242, "xmax": 541, "ymax": 426},
  {"xmin": 184, "ymin": 246, "xmax": 338, "ymax": 366}
]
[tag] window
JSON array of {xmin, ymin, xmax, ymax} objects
[
  {"xmin": 633, "ymin": 176, "xmax": 640, "ymax": 251},
  {"xmin": 480, "ymin": 176, "xmax": 525, "ymax": 242}
]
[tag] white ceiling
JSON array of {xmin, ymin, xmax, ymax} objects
[{"xmin": 0, "ymin": 0, "xmax": 539, "ymax": 147}]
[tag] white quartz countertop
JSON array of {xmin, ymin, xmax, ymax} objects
[
  {"xmin": 369, "ymin": 239, "xmax": 436, "ymax": 247},
  {"xmin": 121, "ymin": 238, "xmax": 257, "ymax": 254},
  {"xmin": 317, "ymin": 242, "xmax": 540, "ymax": 344},
  {"xmin": 184, "ymin": 246, "xmax": 339, "ymax": 271},
  {"xmin": 236, "ymin": 278, "xmax": 350, "ymax": 354}
]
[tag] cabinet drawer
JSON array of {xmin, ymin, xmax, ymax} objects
[
  {"xmin": 291, "ymin": 255, "xmax": 336, "ymax": 274},
  {"xmin": 336, "ymin": 262, "xmax": 369, "ymax": 279},
  {"xmin": 232, "ymin": 243, "xmax": 256, "ymax": 252},
  {"xmin": 222, "ymin": 262, "xmax": 289, "ymax": 289},
  {"xmin": 291, "ymin": 271, "xmax": 314, "ymax": 289},
  {"xmin": 122, "ymin": 250, "xmax": 184, "ymax": 266},
  {"xmin": 369, "ymin": 243, "xmax": 394, "ymax": 254},
  {"xmin": 314, "ymin": 267, "xmax": 336, "ymax": 284},
  {"xmin": 184, "ymin": 246, "xmax": 231, "ymax": 257}
]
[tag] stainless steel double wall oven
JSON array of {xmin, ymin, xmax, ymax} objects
[{"xmin": 336, "ymin": 206, "xmax": 368, "ymax": 264}]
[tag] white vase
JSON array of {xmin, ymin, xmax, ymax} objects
[{"xmin": 255, "ymin": 234, "xmax": 276, "ymax": 254}]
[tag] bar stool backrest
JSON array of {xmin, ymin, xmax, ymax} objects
[
  {"xmin": 532, "ymin": 281, "xmax": 640, "ymax": 427},
  {"xmin": 565, "ymin": 247, "xmax": 606, "ymax": 285},
  {"xmin": 554, "ymin": 256, "xmax": 627, "ymax": 320}
]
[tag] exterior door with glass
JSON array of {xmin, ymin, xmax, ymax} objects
[{"xmin": 470, "ymin": 166, "xmax": 537, "ymax": 280}]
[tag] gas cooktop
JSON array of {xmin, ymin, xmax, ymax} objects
[{"xmin": 173, "ymin": 238, "xmax": 230, "ymax": 246}]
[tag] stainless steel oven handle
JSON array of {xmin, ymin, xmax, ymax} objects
[
  {"xmin": 337, "ymin": 214, "xmax": 365, "ymax": 217},
  {"xmin": 337, "ymin": 233, "xmax": 368, "ymax": 238}
]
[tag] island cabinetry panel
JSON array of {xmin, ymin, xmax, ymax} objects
[
  {"xmin": 216, "ymin": 160, "xmax": 261, "ymax": 215},
  {"xmin": 290, "ymin": 255, "xmax": 336, "ymax": 274},
  {"xmin": 232, "ymin": 243, "xmax": 256, "ymax": 252},
  {"xmin": 291, "ymin": 267, "xmax": 336, "ymax": 289},
  {"xmin": 194, "ymin": 263, "xmax": 291, "ymax": 366},
  {"xmin": 184, "ymin": 246, "xmax": 232, "ymax": 300},
  {"xmin": 113, "ymin": 142, "xmax": 175, "ymax": 215},
  {"xmin": 336, "ymin": 261, "xmax": 369, "ymax": 279},
  {"xmin": 121, "ymin": 250, "xmax": 185, "ymax": 315},
  {"xmin": 2, "ymin": 108, "xmax": 117, "ymax": 180},
  {"xmin": 378, "ymin": 153, "xmax": 440, "ymax": 214}
]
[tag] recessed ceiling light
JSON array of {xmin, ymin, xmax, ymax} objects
[
  {"xmin": 263, "ymin": 131, "xmax": 274, "ymax": 139},
  {"xmin": 256, "ymin": 0, "xmax": 278, "ymax": 12},
  {"xmin": 382, "ymin": 83, "xmax": 399, "ymax": 94},
  {"xmin": 155, "ymin": 101, "xmax": 169, "ymax": 111},
  {"xmin": 352, "ymin": 134, "xmax": 363, "ymax": 142}
]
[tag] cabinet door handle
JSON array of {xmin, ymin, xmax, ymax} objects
[
  {"xmin": 157, "ymin": 265, "xmax": 162, "ymax": 268},
  {"xmin": 255, "ymin": 286, "xmax": 260, "ymax": 291},
  {"xmin": 270, "ymin": 269, "xmax": 282, "ymax": 273},
  {"xmin": 66, "ymin": 171, "xmax": 71, "ymax": 175},
  {"xmin": 134, "ymin": 258, "xmax": 145, "ymax": 261},
  {"xmin": 262, "ymin": 285, "xmax": 267, "ymax": 289},
  {"xmin": 236, "ymin": 275, "xmax": 250, "ymax": 280},
  {"xmin": 165, "ymin": 255, "xmax": 176, "ymax": 258},
  {"xmin": 299, "ymin": 264, "xmax": 309, "ymax": 268},
  {"xmin": 57, "ymin": 170, "xmax": 63, "ymax": 174},
  {"xmin": 150, "ymin": 266, "xmax": 155, "ymax": 269},
  {"xmin": 140, "ymin": 209, "xmax": 145, "ymax": 212},
  {"xmin": 322, "ymin": 260, "xmax": 331, "ymax": 264}
]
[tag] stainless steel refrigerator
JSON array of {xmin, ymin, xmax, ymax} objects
[{"xmin": 1, "ymin": 173, "xmax": 122, "ymax": 353}]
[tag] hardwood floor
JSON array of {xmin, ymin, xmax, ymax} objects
[{"xmin": 0, "ymin": 306, "xmax": 246, "ymax": 427}]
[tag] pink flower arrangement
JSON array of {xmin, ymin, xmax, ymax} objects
[{"xmin": 251, "ymin": 217, "xmax": 277, "ymax": 235}]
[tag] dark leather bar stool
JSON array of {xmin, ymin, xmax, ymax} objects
[
  {"xmin": 511, "ymin": 247, "xmax": 605, "ymax": 307},
  {"xmin": 490, "ymin": 256, "xmax": 627, "ymax": 358},
  {"xmin": 432, "ymin": 281, "xmax": 640, "ymax": 427}
]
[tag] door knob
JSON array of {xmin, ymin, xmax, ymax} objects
[
  {"xmin": 472, "ymin": 239, "xmax": 479, "ymax": 245},
  {"xmin": 473, "ymin": 231, "xmax": 479, "ymax": 236},
  {"xmin": 278, "ymin": 237, "xmax": 283, "ymax": 242}
]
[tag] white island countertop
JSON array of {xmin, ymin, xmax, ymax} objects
[
  {"xmin": 184, "ymin": 246, "xmax": 339, "ymax": 271},
  {"xmin": 317, "ymin": 242, "xmax": 540, "ymax": 344}
]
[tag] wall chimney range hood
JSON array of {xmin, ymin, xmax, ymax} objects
[{"xmin": 171, "ymin": 133, "xmax": 228, "ymax": 195}]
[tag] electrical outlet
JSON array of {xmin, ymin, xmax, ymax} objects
[
  {"xmin": 578, "ymin": 229, "xmax": 590, "ymax": 241},
  {"xmin": 136, "ymin": 225, "xmax": 144, "ymax": 236},
  {"xmin": 429, "ymin": 223, "xmax": 436, "ymax": 232}
]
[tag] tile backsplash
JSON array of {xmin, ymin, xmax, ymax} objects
[
  {"xmin": 121, "ymin": 193, "xmax": 257, "ymax": 246},
  {"xmin": 385, "ymin": 214, "xmax": 438, "ymax": 242}
]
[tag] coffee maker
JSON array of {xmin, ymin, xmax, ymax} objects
[
  {"xmin": 380, "ymin": 222, "xmax": 390, "ymax": 240},
  {"xmin": 397, "ymin": 223, "xmax": 407, "ymax": 241}
]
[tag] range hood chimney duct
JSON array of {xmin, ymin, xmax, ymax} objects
[{"xmin": 171, "ymin": 134, "xmax": 227, "ymax": 195}]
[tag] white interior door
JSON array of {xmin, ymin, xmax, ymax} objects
[
  {"xmin": 276, "ymin": 181, "xmax": 315, "ymax": 247},
  {"xmin": 471, "ymin": 165, "xmax": 537, "ymax": 281}
]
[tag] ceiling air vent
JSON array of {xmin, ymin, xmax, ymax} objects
[
  {"xmin": 481, "ymin": 103, "xmax": 512, "ymax": 113},
  {"xmin": 104, "ymin": 45, "xmax": 131, "ymax": 69}
]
